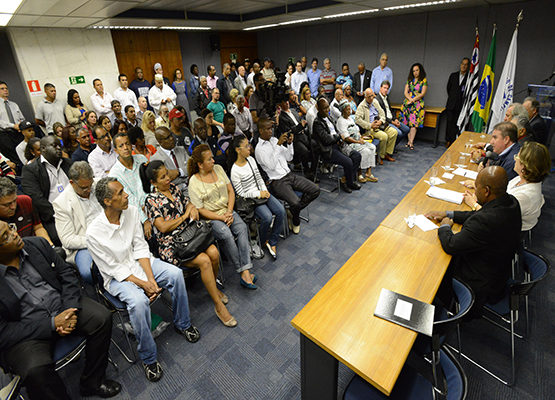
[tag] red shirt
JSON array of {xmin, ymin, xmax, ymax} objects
[{"xmin": 1, "ymin": 195, "xmax": 41, "ymax": 237}]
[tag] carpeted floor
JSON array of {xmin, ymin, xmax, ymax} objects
[{"xmin": 11, "ymin": 138, "xmax": 555, "ymax": 399}]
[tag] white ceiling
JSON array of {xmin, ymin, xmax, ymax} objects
[{"xmin": 6, "ymin": 0, "xmax": 521, "ymax": 30}]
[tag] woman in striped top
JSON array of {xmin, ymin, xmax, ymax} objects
[{"xmin": 229, "ymin": 136, "xmax": 285, "ymax": 259}]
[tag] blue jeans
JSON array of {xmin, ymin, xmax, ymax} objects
[
  {"xmin": 75, "ymin": 249, "xmax": 93, "ymax": 284},
  {"xmin": 108, "ymin": 258, "xmax": 191, "ymax": 364},
  {"xmin": 392, "ymin": 122, "xmax": 410, "ymax": 145},
  {"xmin": 211, "ymin": 211, "xmax": 252, "ymax": 273},
  {"xmin": 255, "ymin": 195, "xmax": 285, "ymax": 247}
]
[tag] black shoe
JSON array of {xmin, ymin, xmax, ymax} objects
[
  {"xmin": 349, "ymin": 182, "xmax": 362, "ymax": 190},
  {"xmin": 340, "ymin": 182, "xmax": 352, "ymax": 193},
  {"xmin": 176, "ymin": 324, "xmax": 201, "ymax": 343},
  {"xmin": 143, "ymin": 361, "xmax": 163, "ymax": 382},
  {"xmin": 80, "ymin": 379, "xmax": 122, "ymax": 398}
]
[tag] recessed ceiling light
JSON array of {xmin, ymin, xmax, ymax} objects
[
  {"xmin": 0, "ymin": 0, "xmax": 23, "ymax": 14},
  {"xmin": 160, "ymin": 26, "xmax": 211, "ymax": 30},
  {"xmin": 89, "ymin": 25, "xmax": 157, "ymax": 29},
  {"xmin": 243, "ymin": 24, "xmax": 278, "ymax": 31},
  {"xmin": 324, "ymin": 9, "xmax": 378, "ymax": 18},
  {"xmin": 278, "ymin": 17, "xmax": 321, "ymax": 26},
  {"xmin": 0, "ymin": 13, "xmax": 12, "ymax": 26},
  {"xmin": 384, "ymin": 0, "xmax": 457, "ymax": 11}
]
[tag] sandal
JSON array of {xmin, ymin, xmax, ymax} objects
[
  {"xmin": 365, "ymin": 175, "xmax": 378, "ymax": 183},
  {"xmin": 408, "ymin": 143, "xmax": 414, "ymax": 150}
]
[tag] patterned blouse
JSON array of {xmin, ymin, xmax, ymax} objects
[{"xmin": 145, "ymin": 183, "xmax": 189, "ymax": 265}]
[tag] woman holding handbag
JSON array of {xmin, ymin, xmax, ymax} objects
[
  {"xmin": 188, "ymin": 145, "xmax": 258, "ymax": 290},
  {"xmin": 229, "ymin": 136, "xmax": 285, "ymax": 259},
  {"xmin": 142, "ymin": 160, "xmax": 237, "ymax": 327}
]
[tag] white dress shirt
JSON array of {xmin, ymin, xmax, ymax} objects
[
  {"xmin": 507, "ymin": 177, "xmax": 545, "ymax": 231},
  {"xmin": 90, "ymin": 91, "xmax": 115, "ymax": 119},
  {"xmin": 40, "ymin": 155, "xmax": 70, "ymax": 203},
  {"xmin": 148, "ymin": 84, "xmax": 177, "ymax": 114},
  {"xmin": 113, "ymin": 87, "xmax": 139, "ymax": 111},
  {"xmin": 255, "ymin": 137, "xmax": 293, "ymax": 182},
  {"xmin": 246, "ymin": 72, "xmax": 255, "ymax": 90},
  {"xmin": 0, "ymin": 99, "xmax": 24, "ymax": 130},
  {"xmin": 88, "ymin": 146, "xmax": 118, "ymax": 178},
  {"xmin": 291, "ymin": 71, "xmax": 308, "ymax": 95},
  {"xmin": 86, "ymin": 206, "xmax": 154, "ymax": 291}
]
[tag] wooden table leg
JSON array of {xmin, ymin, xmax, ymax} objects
[{"xmin": 300, "ymin": 333, "xmax": 338, "ymax": 400}]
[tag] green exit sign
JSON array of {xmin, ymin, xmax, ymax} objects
[
  {"xmin": 69, "ymin": 76, "xmax": 85, "ymax": 85},
  {"xmin": 230, "ymin": 53, "xmax": 238, "ymax": 61},
  {"xmin": 288, "ymin": 57, "xmax": 296, "ymax": 64}
]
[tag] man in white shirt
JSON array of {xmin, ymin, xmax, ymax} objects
[
  {"xmin": 329, "ymin": 89, "xmax": 343, "ymax": 123},
  {"xmin": 232, "ymin": 95, "xmax": 254, "ymax": 138},
  {"xmin": 0, "ymin": 80, "xmax": 25, "ymax": 163},
  {"xmin": 86, "ymin": 177, "xmax": 200, "ymax": 383},
  {"xmin": 113, "ymin": 74, "xmax": 139, "ymax": 112},
  {"xmin": 246, "ymin": 62, "xmax": 261, "ymax": 90},
  {"xmin": 290, "ymin": 61, "xmax": 308, "ymax": 95},
  {"xmin": 148, "ymin": 74, "xmax": 176, "ymax": 115},
  {"xmin": 89, "ymin": 79, "xmax": 114, "ymax": 120},
  {"xmin": 53, "ymin": 161, "xmax": 102, "ymax": 281},
  {"xmin": 371, "ymin": 53, "xmax": 393, "ymax": 94},
  {"xmin": 35, "ymin": 83, "xmax": 65, "ymax": 135},
  {"xmin": 88, "ymin": 126, "xmax": 117, "ymax": 178},
  {"xmin": 255, "ymin": 118, "xmax": 319, "ymax": 234}
]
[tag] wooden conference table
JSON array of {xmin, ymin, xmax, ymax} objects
[
  {"xmin": 291, "ymin": 131, "xmax": 488, "ymax": 398},
  {"xmin": 390, "ymin": 103, "xmax": 446, "ymax": 148}
]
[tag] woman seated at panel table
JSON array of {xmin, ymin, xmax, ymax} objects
[
  {"xmin": 463, "ymin": 142, "xmax": 550, "ymax": 233},
  {"xmin": 142, "ymin": 160, "xmax": 237, "ymax": 327},
  {"xmin": 187, "ymin": 144, "xmax": 259, "ymax": 290},
  {"xmin": 228, "ymin": 136, "xmax": 286, "ymax": 260}
]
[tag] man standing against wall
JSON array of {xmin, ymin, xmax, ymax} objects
[
  {"xmin": 0, "ymin": 81, "xmax": 25, "ymax": 163},
  {"xmin": 307, "ymin": 58, "xmax": 322, "ymax": 98},
  {"xmin": 371, "ymin": 53, "xmax": 393, "ymax": 94},
  {"xmin": 216, "ymin": 63, "xmax": 233, "ymax": 105},
  {"xmin": 113, "ymin": 74, "xmax": 139, "ymax": 112},
  {"xmin": 352, "ymin": 62, "xmax": 372, "ymax": 105},
  {"xmin": 291, "ymin": 61, "xmax": 308, "ymax": 95},
  {"xmin": 90, "ymin": 79, "xmax": 114, "ymax": 121},
  {"xmin": 129, "ymin": 67, "xmax": 152, "ymax": 110},
  {"xmin": 35, "ymin": 83, "xmax": 65, "ymax": 135},
  {"xmin": 445, "ymin": 58, "xmax": 470, "ymax": 147},
  {"xmin": 207, "ymin": 65, "xmax": 219, "ymax": 90},
  {"xmin": 320, "ymin": 58, "xmax": 336, "ymax": 101}
]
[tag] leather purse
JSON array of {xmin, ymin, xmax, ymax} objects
[
  {"xmin": 234, "ymin": 196, "xmax": 255, "ymax": 223},
  {"xmin": 173, "ymin": 220, "xmax": 214, "ymax": 262}
]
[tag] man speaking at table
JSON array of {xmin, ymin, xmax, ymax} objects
[{"xmin": 425, "ymin": 166, "xmax": 521, "ymax": 319}]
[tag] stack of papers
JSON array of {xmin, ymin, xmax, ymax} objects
[
  {"xmin": 452, "ymin": 168, "xmax": 478, "ymax": 180},
  {"xmin": 426, "ymin": 186, "xmax": 464, "ymax": 204}
]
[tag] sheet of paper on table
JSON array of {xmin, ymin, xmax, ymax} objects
[
  {"xmin": 426, "ymin": 186, "xmax": 464, "ymax": 204},
  {"xmin": 442, "ymin": 172, "xmax": 455, "ymax": 180},
  {"xmin": 414, "ymin": 214, "xmax": 439, "ymax": 232},
  {"xmin": 452, "ymin": 168, "xmax": 478, "ymax": 180}
]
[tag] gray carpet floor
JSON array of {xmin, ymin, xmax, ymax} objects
[{"xmin": 11, "ymin": 138, "xmax": 555, "ymax": 399}]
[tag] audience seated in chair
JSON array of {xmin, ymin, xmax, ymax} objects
[
  {"xmin": 151, "ymin": 127, "xmax": 190, "ymax": 193},
  {"xmin": 88, "ymin": 125, "xmax": 117, "ymax": 179},
  {"xmin": 190, "ymin": 117, "xmax": 226, "ymax": 169},
  {"xmin": 86, "ymin": 177, "xmax": 201, "ymax": 382}
]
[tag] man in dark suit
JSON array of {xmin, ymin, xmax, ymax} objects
[
  {"xmin": 426, "ymin": 166, "xmax": 521, "ymax": 319},
  {"xmin": 352, "ymin": 62, "xmax": 372, "ymax": 105},
  {"xmin": 21, "ymin": 136, "xmax": 73, "ymax": 246},
  {"xmin": 0, "ymin": 224, "xmax": 121, "ymax": 399},
  {"xmin": 151, "ymin": 127, "xmax": 189, "ymax": 193},
  {"xmin": 194, "ymin": 76, "xmax": 211, "ymax": 115},
  {"xmin": 276, "ymin": 93, "xmax": 317, "ymax": 181},
  {"xmin": 523, "ymin": 97, "xmax": 548, "ymax": 144},
  {"xmin": 445, "ymin": 58, "xmax": 470, "ymax": 147}
]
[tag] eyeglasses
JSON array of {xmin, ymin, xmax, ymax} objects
[
  {"xmin": 240, "ymin": 144, "xmax": 251, "ymax": 150},
  {"xmin": 0, "ymin": 224, "xmax": 17, "ymax": 247}
]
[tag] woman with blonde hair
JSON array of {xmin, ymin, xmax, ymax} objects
[{"xmin": 141, "ymin": 110, "xmax": 158, "ymax": 147}]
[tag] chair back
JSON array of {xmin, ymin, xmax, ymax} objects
[
  {"xmin": 433, "ymin": 279, "xmax": 474, "ymax": 345},
  {"xmin": 508, "ymin": 250, "xmax": 550, "ymax": 310}
]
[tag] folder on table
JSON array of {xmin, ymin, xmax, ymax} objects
[
  {"xmin": 374, "ymin": 288, "xmax": 435, "ymax": 336},
  {"xmin": 426, "ymin": 186, "xmax": 464, "ymax": 204}
]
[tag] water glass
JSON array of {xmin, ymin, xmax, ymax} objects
[
  {"xmin": 458, "ymin": 155, "xmax": 466, "ymax": 168},
  {"xmin": 444, "ymin": 154, "xmax": 452, "ymax": 170},
  {"xmin": 408, "ymin": 203, "xmax": 417, "ymax": 228},
  {"xmin": 430, "ymin": 167, "xmax": 438, "ymax": 185}
]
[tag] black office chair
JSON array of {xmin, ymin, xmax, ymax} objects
[
  {"xmin": 458, "ymin": 250, "xmax": 550, "ymax": 386},
  {"xmin": 343, "ymin": 278, "xmax": 473, "ymax": 400},
  {"xmin": 0, "ymin": 375, "xmax": 21, "ymax": 400},
  {"xmin": 313, "ymin": 155, "xmax": 341, "ymax": 194}
]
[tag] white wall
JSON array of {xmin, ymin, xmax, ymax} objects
[{"xmin": 8, "ymin": 28, "xmax": 120, "ymax": 114}]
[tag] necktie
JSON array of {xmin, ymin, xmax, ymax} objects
[
  {"xmin": 4, "ymin": 101, "xmax": 15, "ymax": 124},
  {"xmin": 170, "ymin": 150, "xmax": 179, "ymax": 169}
]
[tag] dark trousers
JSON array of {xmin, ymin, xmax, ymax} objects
[
  {"xmin": 270, "ymin": 173, "xmax": 320, "ymax": 226},
  {"xmin": 323, "ymin": 146, "xmax": 361, "ymax": 186},
  {"xmin": 2, "ymin": 297, "xmax": 113, "ymax": 400},
  {"xmin": 445, "ymin": 108, "xmax": 461, "ymax": 144},
  {"xmin": 293, "ymin": 135, "xmax": 317, "ymax": 174},
  {"xmin": 0, "ymin": 129, "xmax": 23, "ymax": 164},
  {"xmin": 43, "ymin": 219, "xmax": 62, "ymax": 247}
]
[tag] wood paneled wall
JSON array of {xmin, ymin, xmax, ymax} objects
[
  {"xmin": 111, "ymin": 30, "xmax": 184, "ymax": 83},
  {"xmin": 219, "ymin": 32, "xmax": 258, "ymax": 69}
]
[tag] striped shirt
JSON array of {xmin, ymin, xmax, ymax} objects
[{"xmin": 230, "ymin": 156, "xmax": 267, "ymax": 198}]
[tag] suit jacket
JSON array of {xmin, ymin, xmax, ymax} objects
[
  {"xmin": 53, "ymin": 182, "xmax": 100, "ymax": 264},
  {"xmin": 195, "ymin": 88, "xmax": 211, "ymax": 115},
  {"xmin": 0, "ymin": 237, "xmax": 82, "ymax": 353},
  {"xmin": 216, "ymin": 76, "xmax": 232, "ymax": 105},
  {"xmin": 489, "ymin": 142, "xmax": 520, "ymax": 181},
  {"xmin": 21, "ymin": 157, "xmax": 73, "ymax": 223},
  {"xmin": 312, "ymin": 116, "xmax": 340, "ymax": 159},
  {"xmin": 352, "ymin": 70, "xmax": 372, "ymax": 104},
  {"xmin": 150, "ymin": 146, "xmax": 189, "ymax": 190},
  {"xmin": 446, "ymin": 71, "xmax": 468, "ymax": 111},
  {"xmin": 529, "ymin": 114, "xmax": 548, "ymax": 144},
  {"xmin": 438, "ymin": 194, "xmax": 521, "ymax": 316}
]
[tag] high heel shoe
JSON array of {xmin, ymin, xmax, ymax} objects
[
  {"xmin": 220, "ymin": 293, "xmax": 229, "ymax": 305},
  {"xmin": 240, "ymin": 277, "xmax": 257, "ymax": 290},
  {"xmin": 215, "ymin": 307, "xmax": 237, "ymax": 327},
  {"xmin": 265, "ymin": 242, "xmax": 277, "ymax": 260}
]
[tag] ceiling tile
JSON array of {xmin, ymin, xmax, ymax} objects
[
  {"xmin": 16, "ymin": 0, "xmax": 59, "ymax": 15},
  {"xmin": 8, "ymin": 14, "xmax": 39, "ymax": 26},
  {"xmin": 43, "ymin": 0, "xmax": 89, "ymax": 16},
  {"xmin": 31, "ymin": 15, "xmax": 62, "ymax": 26}
]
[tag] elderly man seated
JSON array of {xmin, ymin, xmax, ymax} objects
[
  {"xmin": 426, "ymin": 166, "xmax": 521, "ymax": 319},
  {"xmin": 0, "ymin": 221, "xmax": 121, "ymax": 399},
  {"xmin": 151, "ymin": 127, "xmax": 189, "ymax": 193},
  {"xmin": 355, "ymin": 88, "xmax": 398, "ymax": 165},
  {"xmin": 523, "ymin": 97, "xmax": 547, "ymax": 144},
  {"xmin": 86, "ymin": 177, "xmax": 200, "ymax": 382}
]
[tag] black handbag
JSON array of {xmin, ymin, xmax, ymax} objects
[
  {"xmin": 234, "ymin": 196, "xmax": 256, "ymax": 223},
  {"xmin": 174, "ymin": 220, "xmax": 214, "ymax": 262}
]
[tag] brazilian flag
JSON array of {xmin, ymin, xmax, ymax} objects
[{"xmin": 471, "ymin": 26, "xmax": 497, "ymax": 133}]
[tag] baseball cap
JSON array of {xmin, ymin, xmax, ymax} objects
[
  {"xmin": 20, "ymin": 120, "xmax": 36, "ymax": 130},
  {"xmin": 169, "ymin": 108, "xmax": 184, "ymax": 120},
  {"xmin": 154, "ymin": 63, "xmax": 162, "ymax": 71}
]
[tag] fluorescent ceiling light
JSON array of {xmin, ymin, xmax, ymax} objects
[
  {"xmin": 278, "ymin": 17, "xmax": 321, "ymax": 25},
  {"xmin": 90, "ymin": 25, "xmax": 157, "ymax": 29},
  {"xmin": 160, "ymin": 26, "xmax": 211, "ymax": 30},
  {"xmin": 243, "ymin": 24, "xmax": 278, "ymax": 31},
  {"xmin": 0, "ymin": 0, "xmax": 23, "ymax": 14},
  {"xmin": 324, "ymin": 9, "xmax": 378, "ymax": 18},
  {"xmin": 0, "ymin": 13, "xmax": 12, "ymax": 26},
  {"xmin": 384, "ymin": 0, "xmax": 458, "ymax": 11}
]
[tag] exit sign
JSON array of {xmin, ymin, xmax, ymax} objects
[
  {"xmin": 288, "ymin": 57, "xmax": 296, "ymax": 64},
  {"xmin": 69, "ymin": 76, "xmax": 85, "ymax": 85},
  {"xmin": 230, "ymin": 53, "xmax": 238, "ymax": 61}
]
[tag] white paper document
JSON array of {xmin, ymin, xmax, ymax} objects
[
  {"xmin": 393, "ymin": 299, "xmax": 413, "ymax": 321},
  {"xmin": 415, "ymin": 214, "xmax": 439, "ymax": 232},
  {"xmin": 442, "ymin": 172, "xmax": 455, "ymax": 180},
  {"xmin": 452, "ymin": 167, "xmax": 478, "ymax": 180},
  {"xmin": 426, "ymin": 186, "xmax": 464, "ymax": 204}
]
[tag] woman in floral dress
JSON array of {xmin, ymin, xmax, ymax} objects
[{"xmin": 400, "ymin": 63, "xmax": 428, "ymax": 150}]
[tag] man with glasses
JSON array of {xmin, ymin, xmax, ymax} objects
[
  {"xmin": 0, "ymin": 220, "xmax": 121, "ymax": 399},
  {"xmin": 151, "ymin": 127, "xmax": 189, "ymax": 193},
  {"xmin": 53, "ymin": 162, "xmax": 102, "ymax": 281},
  {"xmin": 72, "ymin": 127, "xmax": 96, "ymax": 162},
  {"xmin": 88, "ymin": 125, "xmax": 117, "ymax": 178}
]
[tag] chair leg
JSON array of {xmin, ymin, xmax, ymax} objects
[
  {"xmin": 112, "ymin": 312, "xmax": 136, "ymax": 364},
  {"xmin": 510, "ymin": 310, "xmax": 516, "ymax": 386},
  {"xmin": 214, "ymin": 240, "xmax": 225, "ymax": 287}
]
